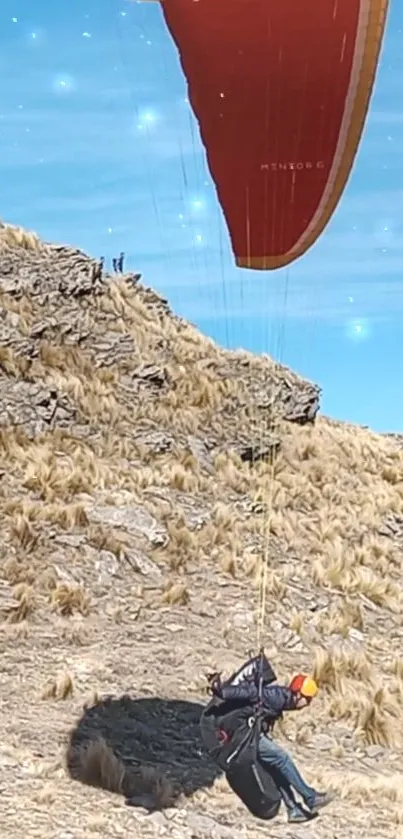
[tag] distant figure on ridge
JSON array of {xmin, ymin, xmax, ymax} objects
[{"xmin": 117, "ymin": 251, "xmax": 125, "ymax": 273}]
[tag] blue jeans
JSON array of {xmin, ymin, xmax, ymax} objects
[{"xmin": 258, "ymin": 734, "xmax": 316, "ymax": 813}]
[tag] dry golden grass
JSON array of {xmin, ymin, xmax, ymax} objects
[
  {"xmin": 0, "ymin": 221, "xmax": 42, "ymax": 251},
  {"xmin": 311, "ymin": 645, "xmax": 403, "ymax": 748},
  {"xmin": 313, "ymin": 646, "xmax": 374, "ymax": 689},
  {"xmin": 42, "ymin": 673, "xmax": 75, "ymax": 701},
  {"xmin": 316, "ymin": 599, "xmax": 365, "ymax": 637},
  {"xmin": 51, "ymin": 584, "xmax": 91, "ymax": 616},
  {"xmin": 1, "ymin": 225, "xmax": 403, "ymax": 838},
  {"xmin": 0, "ymin": 582, "xmax": 36, "ymax": 622},
  {"xmin": 161, "ymin": 582, "xmax": 190, "ymax": 606}
]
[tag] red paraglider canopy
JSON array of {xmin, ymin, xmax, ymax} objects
[{"xmin": 155, "ymin": 0, "xmax": 389, "ymax": 269}]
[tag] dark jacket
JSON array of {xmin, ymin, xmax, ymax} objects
[{"xmin": 213, "ymin": 681, "xmax": 298, "ymax": 727}]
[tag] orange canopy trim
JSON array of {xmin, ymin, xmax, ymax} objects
[{"xmin": 160, "ymin": 0, "xmax": 389, "ymax": 269}]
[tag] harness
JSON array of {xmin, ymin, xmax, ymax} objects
[
  {"xmin": 201, "ymin": 648, "xmax": 275, "ymax": 770},
  {"xmin": 200, "ymin": 649, "xmax": 282, "ymax": 822}
]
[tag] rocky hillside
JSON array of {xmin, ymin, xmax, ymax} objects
[{"xmin": 0, "ymin": 221, "xmax": 402, "ymax": 839}]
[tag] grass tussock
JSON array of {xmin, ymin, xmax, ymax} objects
[
  {"xmin": 42, "ymin": 673, "xmax": 74, "ymax": 701},
  {"xmin": 313, "ymin": 646, "xmax": 401, "ymax": 748},
  {"xmin": 5, "ymin": 498, "xmax": 89, "ymax": 531},
  {"xmin": 0, "ymin": 222, "xmax": 42, "ymax": 251},
  {"xmin": 161, "ymin": 582, "xmax": 189, "ymax": 606},
  {"xmin": 51, "ymin": 584, "xmax": 91, "ymax": 616},
  {"xmin": 1, "ymin": 583, "xmax": 36, "ymax": 623},
  {"xmin": 313, "ymin": 646, "xmax": 373, "ymax": 690},
  {"xmin": 311, "ymin": 537, "xmax": 401, "ymax": 609},
  {"xmin": 317, "ymin": 599, "xmax": 365, "ymax": 637},
  {"xmin": 312, "ymin": 766, "xmax": 403, "ymax": 807}
]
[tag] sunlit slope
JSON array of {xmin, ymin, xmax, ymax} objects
[{"xmin": 0, "ymin": 221, "xmax": 402, "ymax": 838}]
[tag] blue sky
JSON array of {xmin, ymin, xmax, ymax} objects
[{"xmin": 1, "ymin": 1, "xmax": 403, "ymax": 432}]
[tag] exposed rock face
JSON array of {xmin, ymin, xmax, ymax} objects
[
  {"xmin": 0, "ymin": 380, "xmax": 77, "ymax": 436},
  {"xmin": 0, "ymin": 224, "xmax": 320, "ymax": 443}
]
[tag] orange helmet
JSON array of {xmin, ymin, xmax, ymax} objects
[{"xmin": 289, "ymin": 673, "xmax": 318, "ymax": 699}]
